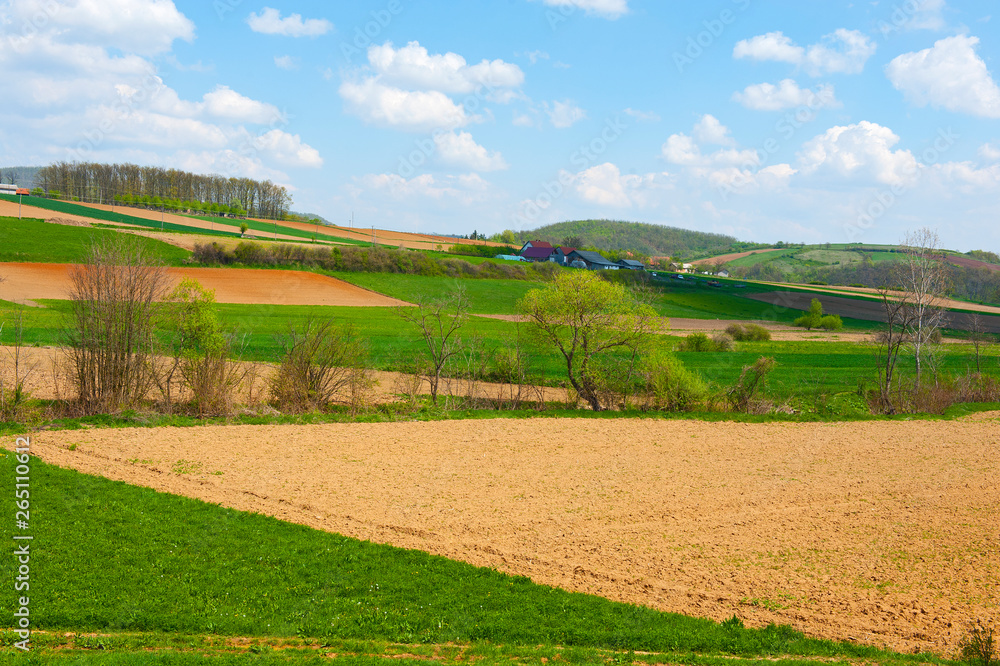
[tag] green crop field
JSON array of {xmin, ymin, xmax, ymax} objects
[
  {"xmin": 0, "ymin": 194, "xmax": 240, "ymax": 238},
  {"xmin": 0, "ymin": 217, "xmax": 191, "ymax": 265},
  {"xmin": 185, "ymin": 214, "xmax": 374, "ymax": 247},
  {"xmin": 0, "ymin": 452, "xmax": 938, "ymax": 665},
  {"xmin": 6, "ymin": 296, "xmax": 996, "ymax": 410},
  {"xmin": 330, "ymin": 273, "xmax": 543, "ymax": 315}
]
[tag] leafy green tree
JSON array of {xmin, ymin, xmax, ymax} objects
[
  {"xmin": 794, "ymin": 298, "xmax": 824, "ymax": 330},
  {"xmin": 518, "ymin": 270, "xmax": 661, "ymax": 411},
  {"xmin": 160, "ymin": 278, "xmax": 247, "ymax": 415}
]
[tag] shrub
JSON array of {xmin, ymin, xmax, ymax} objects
[
  {"xmin": 637, "ymin": 352, "xmax": 707, "ymax": 411},
  {"xmin": 163, "ymin": 278, "xmax": 253, "ymax": 416},
  {"xmin": 793, "ymin": 298, "xmax": 825, "ymax": 330},
  {"xmin": 270, "ymin": 319, "xmax": 373, "ymax": 413},
  {"xmin": 958, "ymin": 623, "xmax": 997, "ymax": 666},
  {"xmin": 711, "ymin": 332, "xmax": 735, "ymax": 351},
  {"xmin": 678, "ymin": 332, "xmax": 733, "ymax": 352},
  {"xmin": 190, "ymin": 242, "xmax": 232, "ymax": 265},
  {"xmin": 725, "ymin": 323, "xmax": 772, "ymax": 342},
  {"xmin": 819, "ymin": 314, "xmax": 843, "ymax": 331},
  {"xmin": 65, "ymin": 236, "xmax": 169, "ymax": 414},
  {"xmin": 232, "ymin": 241, "xmax": 275, "ymax": 266},
  {"xmin": 726, "ymin": 356, "xmax": 777, "ymax": 413}
]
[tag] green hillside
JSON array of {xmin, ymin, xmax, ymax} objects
[
  {"xmin": 517, "ymin": 219, "xmax": 760, "ymax": 259},
  {"xmin": 0, "ymin": 216, "xmax": 191, "ymax": 264}
]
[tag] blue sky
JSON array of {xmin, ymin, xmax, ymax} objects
[{"xmin": 2, "ymin": 0, "xmax": 999, "ymax": 251}]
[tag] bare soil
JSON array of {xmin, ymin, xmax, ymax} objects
[
  {"xmin": 691, "ymin": 249, "xmax": 787, "ymax": 266},
  {"xmin": 0, "ymin": 263, "xmax": 410, "ymax": 307},
  {"xmin": 26, "ymin": 416, "xmax": 999, "ymax": 656},
  {"xmin": 748, "ymin": 291, "xmax": 1000, "ymax": 333},
  {"xmin": 752, "ymin": 283, "xmax": 1000, "ymax": 316},
  {"xmin": 249, "ymin": 220, "xmax": 504, "ymax": 252}
]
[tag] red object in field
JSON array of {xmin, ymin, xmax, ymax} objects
[{"xmin": 15, "ymin": 188, "xmax": 29, "ymax": 196}]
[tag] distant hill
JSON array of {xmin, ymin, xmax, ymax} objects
[
  {"xmin": 517, "ymin": 219, "xmax": 757, "ymax": 259},
  {"xmin": 289, "ymin": 210, "xmax": 331, "ymax": 224}
]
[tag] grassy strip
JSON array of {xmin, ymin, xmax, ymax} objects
[
  {"xmin": 5, "ymin": 298, "xmax": 998, "ymax": 404},
  {"xmin": 0, "ymin": 632, "xmax": 956, "ymax": 665},
  {"xmin": 328, "ymin": 273, "xmax": 544, "ymax": 315},
  {"xmin": 185, "ymin": 214, "xmax": 374, "ymax": 247},
  {"xmin": 0, "ymin": 454, "xmax": 934, "ymax": 663},
  {"xmin": 0, "ymin": 194, "xmax": 240, "ymax": 238},
  {"xmin": 4, "ymin": 399, "xmax": 999, "ymax": 439},
  {"xmin": 0, "ymin": 217, "xmax": 191, "ymax": 265}
]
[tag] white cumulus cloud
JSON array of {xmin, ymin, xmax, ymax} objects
[
  {"xmin": 202, "ymin": 86, "xmax": 283, "ymax": 124},
  {"xmin": 885, "ymin": 35, "xmax": 1000, "ymax": 118},
  {"xmin": 368, "ymin": 42, "xmax": 524, "ymax": 94},
  {"xmin": 545, "ymin": 100, "xmax": 587, "ymax": 128},
  {"xmin": 734, "ymin": 29, "xmax": 876, "ymax": 76},
  {"xmin": 434, "ymin": 131, "xmax": 508, "ymax": 172},
  {"xmin": 248, "ymin": 129, "xmax": 324, "ymax": 168},
  {"xmin": 733, "ymin": 79, "xmax": 840, "ymax": 111},
  {"xmin": 247, "ymin": 7, "xmax": 333, "ymax": 37},
  {"xmin": 339, "ymin": 79, "xmax": 474, "ymax": 131},
  {"xmin": 797, "ymin": 121, "xmax": 919, "ymax": 186},
  {"xmin": 693, "ymin": 114, "xmax": 735, "ymax": 146},
  {"xmin": 3, "ymin": 0, "xmax": 195, "ymax": 56},
  {"xmin": 733, "ymin": 32, "xmax": 804, "ymax": 64}
]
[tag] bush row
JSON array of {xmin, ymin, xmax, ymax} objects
[{"xmin": 192, "ymin": 241, "xmax": 561, "ymax": 280}]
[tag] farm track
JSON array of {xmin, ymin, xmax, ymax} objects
[{"xmin": 30, "ymin": 416, "xmax": 1000, "ymax": 656}]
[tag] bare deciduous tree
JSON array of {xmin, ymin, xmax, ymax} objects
[
  {"xmin": 969, "ymin": 313, "xmax": 994, "ymax": 374},
  {"xmin": 870, "ymin": 284, "xmax": 914, "ymax": 415},
  {"xmin": 65, "ymin": 237, "xmax": 170, "ymax": 414},
  {"xmin": 397, "ymin": 287, "xmax": 470, "ymax": 405},
  {"xmin": 897, "ymin": 228, "xmax": 950, "ymax": 384}
]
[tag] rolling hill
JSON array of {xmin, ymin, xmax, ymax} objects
[{"xmin": 516, "ymin": 219, "xmax": 761, "ymax": 258}]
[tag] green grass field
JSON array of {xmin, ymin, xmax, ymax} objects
[
  {"xmin": 5, "ymin": 295, "xmax": 996, "ymax": 411},
  {"xmin": 330, "ymin": 273, "xmax": 543, "ymax": 315},
  {"xmin": 0, "ymin": 452, "xmax": 942, "ymax": 665},
  {"xmin": 0, "ymin": 217, "xmax": 191, "ymax": 265}
]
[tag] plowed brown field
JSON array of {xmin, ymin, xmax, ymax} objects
[
  {"xmin": 0, "ymin": 263, "xmax": 409, "ymax": 306},
  {"xmin": 29, "ymin": 416, "xmax": 1000, "ymax": 655}
]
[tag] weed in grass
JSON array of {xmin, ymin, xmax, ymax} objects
[{"xmin": 959, "ymin": 623, "xmax": 997, "ymax": 666}]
